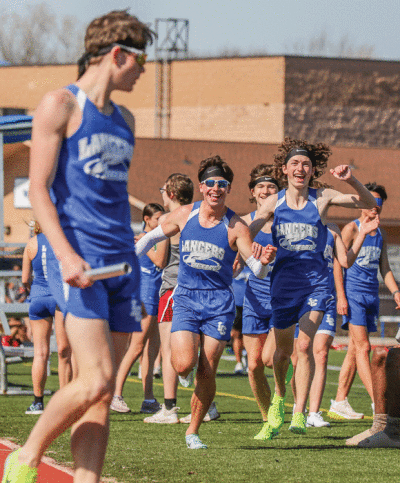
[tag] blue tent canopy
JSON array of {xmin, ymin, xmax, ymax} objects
[{"xmin": 0, "ymin": 115, "xmax": 33, "ymax": 144}]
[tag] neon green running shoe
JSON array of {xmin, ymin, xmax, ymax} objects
[
  {"xmin": 267, "ymin": 393, "xmax": 285, "ymax": 431},
  {"xmin": 254, "ymin": 422, "xmax": 280, "ymax": 440},
  {"xmin": 2, "ymin": 449, "xmax": 38, "ymax": 483},
  {"xmin": 289, "ymin": 412, "xmax": 307, "ymax": 434},
  {"xmin": 285, "ymin": 360, "xmax": 294, "ymax": 385}
]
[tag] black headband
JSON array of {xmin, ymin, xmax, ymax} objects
[
  {"xmin": 200, "ymin": 166, "xmax": 228, "ymax": 182},
  {"xmin": 250, "ymin": 176, "xmax": 279, "ymax": 189},
  {"xmin": 284, "ymin": 148, "xmax": 315, "ymax": 166}
]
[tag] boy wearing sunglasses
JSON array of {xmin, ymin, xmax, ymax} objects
[
  {"xmin": 2, "ymin": 10, "xmax": 155, "ymax": 483},
  {"xmin": 136, "ymin": 155, "xmax": 277, "ymax": 449}
]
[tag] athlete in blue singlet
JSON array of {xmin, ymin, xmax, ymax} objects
[
  {"xmin": 22, "ymin": 223, "xmax": 72, "ymax": 415},
  {"xmin": 239, "ymin": 164, "xmax": 280, "ymax": 439},
  {"xmin": 136, "ymin": 155, "xmax": 276, "ymax": 449},
  {"xmin": 3, "ymin": 12, "xmax": 156, "ymax": 483},
  {"xmin": 329, "ymin": 183, "xmax": 400, "ymax": 423},
  {"xmin": 249, "ymin": 138, "xmax": 378, "ymax": 437}
]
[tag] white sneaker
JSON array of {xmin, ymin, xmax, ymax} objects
[
  {"xmin": 179, "ymin": 401, "xmax": 220, "ymax": 423},
  {"xmin": 110, "ymin": 395, "xmax": 131, "ymax": 413},
  {"xmin": 306, "ymin": 411, "xmax": 331, "ymax": 428},
  {"xmin": 179, "ymin": 368, "xmax": 195, "ymax": 388},
  {"xmin": 234, "ymin": 362, "xmax": 244, "ymax": 374},
  {"xmin": 143, "ymin": 404, "xmax": 180, "ymax": 424},
  {"xmin": 328, "ymin": 398, "xmax": 364, "ymax": 420}
]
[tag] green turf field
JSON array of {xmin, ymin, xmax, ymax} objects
[{"xmin": 1, "ymin": 350, "xmax": 399, "ymax": 482}]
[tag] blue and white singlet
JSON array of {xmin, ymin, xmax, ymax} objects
[
  {"xmin": 271, "ymin": 188, "xmax": 329, "ymax": 300},
  {"xmin": 29, "ymin": 233, "xmax": 54, "ymax": 299},
  {"xmin": 178, "ymin": 201, "xmax": 237, "ymax": 290},
  {"xmin": 50, "ymin": 84, "xmax": 136, "ymax": 257},
  {"xmin": 344, "ymin": 219, "xmax": 383, "ymax": 295}
]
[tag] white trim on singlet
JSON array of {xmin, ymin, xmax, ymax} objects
[
  {"xmin": 275, "ymin": 194, "xmax": 285, "ymax": 209},
  {"xmin": 222, "ymin": 215, "xmax": 230, "ymax": 231},
  {"xmin": 76, "ymin": 88, "xmax": 87, "ymax": 111},
  {"xmin": 308, "ymin": 191, "xmax": 318, "ymax": 208},
  {"xmin": 188, "ymin": 207, "xmax": 200, "ymax": 222}
]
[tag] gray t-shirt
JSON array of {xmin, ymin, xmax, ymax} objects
[{"xmin": 159, "ymin": 243, "xmax": 180, "ymax": 296}]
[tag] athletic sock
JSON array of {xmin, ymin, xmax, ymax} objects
[
  {"xmin": 386, "ymin": 416, "xmax": 400, "ymax": 439},
  {"xmin": 371, "ymin": 413, "xmax": 387, "ymax": 433},
  {"xmin": 34, "ymin": 396, "xmax": 43, "ymax": 405},
  {"xmin": 165, "ymin": 399, "xmax": 177, "ymax": 410}
]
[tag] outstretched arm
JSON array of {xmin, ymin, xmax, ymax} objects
[
  {"xmin": 135, "ymin": 208, "xmax": 185, "ymax": 257},
  {"xmin": 325, "ymin": 165, "xmax": 377, "ymax": 209}
]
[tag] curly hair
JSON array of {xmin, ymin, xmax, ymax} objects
[
  {"xmin": 273, "ymin": 137, "xmax": 331, "ymax": 188},
  {"xmin": 78, "ymin": 10, "xmax": 155, "ymax": 78},
  {"xmin": 248, "ymin": 164, "xmax": 279, "ymax": 203}
]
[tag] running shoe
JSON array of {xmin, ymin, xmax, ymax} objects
[
  {"xmin": 327, "ymin": 398, "xmax": 364, "ymax": 420},
  {"xmin": 254, "ymin": 422, "xmax": 279, "ymax": 440},
  {"xmin": 267, "ymin": 393, "xmax": 285, "ymax": 431},
  {"xmin": 289, "ymin": 412, "xmax": 307, "ymax": 434},
  {"xmin": 143, "ymin": 404, "xmax": 180, "ymax": 424},
  {"xmin": 185, "ymin": 434, "xmax": 207, "ymax": 449},
  {"xmin": 285, "ymin": 360, "xmax": 294, "ymax": 385},
  {"xmin": 346, "ymin": 414, "xmax": 387, "ymax": 446},
  {"xmin": 153, "ymin": 366, "xmax": 162, "ymax": 379},
  {"xmin": 179, "ymin": 369, "xmax": 195, "ymax": 388},
  {"xmin": 2, "ymin": 449, "xmax": 38, "ymax": 483},
  {"xmin": 110, "ymin": 395, "xmax": 131, "ymax": 413},
  {"xmin": 140, "ymin": 399, "xmax": 161, "ymax": 414},
  {"xmin": 25, "ymin": 402, "xmax": 44, "ymax": 415},
  {"xmin": 306, "ymin": 411, "xmax": 331, "ymax": 428},
  {"xmin": 234, "ymin": 362, "xmax": 244, "ymax": 374},
  {"xmin": 179, "ymin": 402, "xmax": 220, "ymax": 423}
]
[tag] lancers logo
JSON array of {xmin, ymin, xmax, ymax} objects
[
  {"xmin": 325, "ymin": 314, "xmax": 335, "ymax": 327},
  {"xmin": 356, "ymin": 246, "xmax": 381, "ymax": 269},
  {"xmin": 217, "ymin": 321, "xmax": 227, "ymax": 336},
  {"xmin": 181, "ymin": 239, "xmax": 225, "ymax": 272},
  {"xmin": 79, "ymin": 133, "xmax": 133, "ymax": 182},
  {"xmin": 308, "ymin": 297, "xmax": 318, "ymax": 307},
  {"xmin": 276, "ymin": 223, "xmax": 318, "ymax": 252}
]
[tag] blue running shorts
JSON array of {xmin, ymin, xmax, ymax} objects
[
  {"xmin": 29, "ymin": 295, "xmax": 57, "ymax": 320},
  {"xmin": 316, "ymin": 294, "xmax": 337, "ymax": 337},
  {"xmin": 341, "ymin": 292, "xmax": 379, "ymax": 333},
  {"xmin": 171, "ymin": 285, "xmax": 235, "ymax": 341},
  {"xmin": 46, "ymin": 251, "xmax": 142, "ymax": 333},
  {"xmin": 272, "ymin": 291, "xmax": 332, "ymax": 330}
]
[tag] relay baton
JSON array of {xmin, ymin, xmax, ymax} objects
[{"xmin": 85, "ymin": 262, "xmax": 132, "ymax": 281}]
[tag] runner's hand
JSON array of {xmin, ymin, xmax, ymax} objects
[
  {"xmin": 330, "ymin": 165, "xmax": 352, "ymax": 181},
  {"xmin": 60, "ymin": 253, "xmax": 93, "ymax": 288}
]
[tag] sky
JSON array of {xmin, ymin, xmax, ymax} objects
[{"xmin": 3, "ymin": 0, "xmax": 400, "ymax": 61}]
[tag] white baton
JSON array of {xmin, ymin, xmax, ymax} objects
[{"xmin": 85, "ymin": 262, "xmax": 132, "ymax": 281}]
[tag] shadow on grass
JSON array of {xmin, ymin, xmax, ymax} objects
[{"xmin": 239, "ymin": 444, "xmax": 347, "ymax": 450}]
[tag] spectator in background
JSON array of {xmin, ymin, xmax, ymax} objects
[{"xmin": 6, "ymin": 264, "xmax": 27, "ymax": 304}]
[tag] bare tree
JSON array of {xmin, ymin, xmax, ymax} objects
[
  {"xmin": 0, "ymin": 2, "xmax": 84, "ymax": 65},
  {"xmin": 285, "ymin": 29, "xmax": 375, "ymax": 59}
]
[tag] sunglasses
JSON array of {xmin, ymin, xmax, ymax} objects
[
  {"xmin": 113, "ymin": 43, "xmax": 147, "ymax": 67},
  {"xmin": 159, "ymin": 187, "xmax": 166, "ymax": 194},
  {"xmin": 202, "ymin": 179, "xmax": 230, "ymax": 189}
]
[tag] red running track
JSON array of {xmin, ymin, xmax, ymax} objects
[{"xmin": 0, "ymin": 440, "xmax": 73, "ymax": 482}]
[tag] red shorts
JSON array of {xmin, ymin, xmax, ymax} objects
[{"xmin": 158, "ymin": 289, "xmax": 174, "ymax": 323}]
